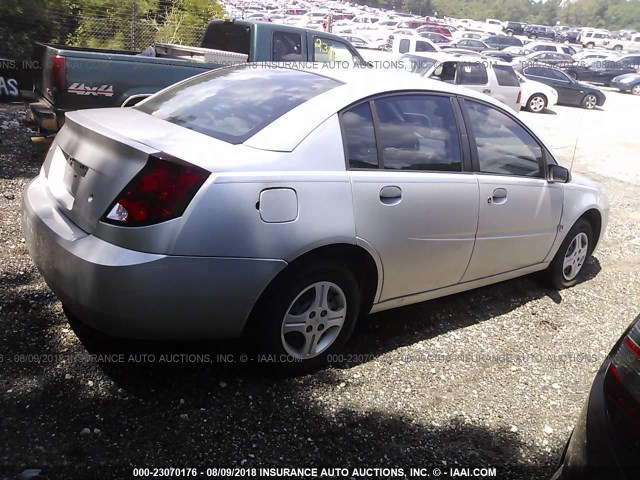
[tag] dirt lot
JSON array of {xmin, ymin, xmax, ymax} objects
[{"xmin": 1, "ymin": 90, "xmax": 639, "ymax": 480}]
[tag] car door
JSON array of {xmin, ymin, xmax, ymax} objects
[
  {"xmin": 459, "ymin": 98, "xmax": 563, "ymax": 281},
  {"xmin": 525, "ymin": 67, "xmax": 579, "ymax": 105},
  {"xmin": 343, "ymin": 94, "xmax": 479, "ymax": 301}
]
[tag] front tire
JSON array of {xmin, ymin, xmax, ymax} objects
[
  {"xmin": 250, "ymin": 263, "xmax": 361, "ymax": 373},
  {"xmin": 527, "ymin": 94, "xmax": 547, "ymax": 113},
  {"xmin": 632, "ymin": 84, "xmax": 640, "ymax": 96},
  {"xmin": 614, "ymin": 45, "xmax": 623, "ymax": 53},
  {"xmin": 544, "ymin": 219, "xmax": 593, "ymax": 289},
  {"xmin": 582, "ymin": 94, "xmax": 598, "ymax": 109}
]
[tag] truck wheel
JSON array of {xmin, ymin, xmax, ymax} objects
[
  {"xmin": 613, "ymin": 45, "xmax": 623, "ymax": 53},
  {"xmin": 530, "ymin": 34, "xmax": 537, "ymax": 40},
  {"xmin": 632, "ymin": 84, "xmax": 640, "ymax": 96},
  {"xmin": 506, "ymin": 30, "xmax": 513, "ymax": 36},
  {"xmin": 582, "ymin": 94, "xmax": 597, "ymax": 109},
  {"xmin": 586, "ymin": 42, "xmax": 594, "ymax": 49},
  {"xmin": 527, "ymin": 94, "xmax": 547, "ymax": 113},
  {"xmin": 251, "ymin": 262, "xmax": 361, "ymax": 373},
  {"xmin": 543, "ymin": 219, "xmax": 593, "ymax": 289}
]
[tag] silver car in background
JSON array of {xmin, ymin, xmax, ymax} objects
[{"xmin": 22, "ymin": 65, "xmax": 609, "ymax": 372}]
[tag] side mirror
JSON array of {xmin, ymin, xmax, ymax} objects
[{"xmin": 548, "ymin": 164, "xmax": 570, "ymax": 183}]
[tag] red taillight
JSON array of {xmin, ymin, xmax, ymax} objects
[
  {"xmin": 604, "ymin": 318, "xmax": 640, "ymax": 426},
  {"xmin": 102, "ymin": 155, "xmax": 209, "ymax": 227},
  {"xmin": 516, "ymin": 90, "xmax": 522, "ymax": 105},
  {"xmin": 51, "ymin": 55, "xmax": 66, "ymax": 93}
]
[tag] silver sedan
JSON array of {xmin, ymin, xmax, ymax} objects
[{"xmin": 22, "ymin": 65, "xmax": 609, "ymax": 372}]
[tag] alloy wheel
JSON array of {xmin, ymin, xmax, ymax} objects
[
  {"xmin": 528, "ymin": 95, "xmax": 546, "ymax": 112},
  {"xmin": 583, "ymin": 94, "xmax": 597, "ymax": 109},
  {"xmin": 562, "ymin": 232, "xmax": 589, "ymax": 281},
  {"xmin": 280, "ymin": 281, "xmax": 347, "ymax": 359}
]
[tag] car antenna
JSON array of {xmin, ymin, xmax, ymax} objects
[{"xmin": 569, "ymin": 110, "xmax": 584, "ymax": 174}]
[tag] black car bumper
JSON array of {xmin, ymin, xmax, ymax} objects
[
  {"xmin": 552, "ymin": 361, "xmax": 631, "ymax": 480},
  {"xmin": 611, "ymin": 80, "xmax": 636, "ymax": 92}
]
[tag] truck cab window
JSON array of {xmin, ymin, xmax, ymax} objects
[{"xmin": 272, "ymin": 32, "xmax": 303, "ymax": 61}]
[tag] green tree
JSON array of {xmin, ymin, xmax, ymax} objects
[{"xmin": 0, "ymin": 0, "xmax": 78, "ymax": 59}]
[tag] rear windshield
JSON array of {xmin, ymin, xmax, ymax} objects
[{"xmin": 136, "ymin": 66, "xmax": 341, "ymax": 144}]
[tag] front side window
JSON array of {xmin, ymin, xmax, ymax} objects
[
  {"xmin": 313, "ymin": 37, "xmax": 357, "ymax": 63},
  {"xmin": 465, "ymin": 100, "xmax": 542, "ymax": 177},
  {"xmin": 415, "ymin": 40, "xmax": 435, "ymax": 52},
  {"xmin": 373, "ymin": 95, "xmax": 462, "ymax": 172}
]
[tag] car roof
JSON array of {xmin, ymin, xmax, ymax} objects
[{"xmin": 244, "ymin": 64, "xmax": 512, "ymax": 151}]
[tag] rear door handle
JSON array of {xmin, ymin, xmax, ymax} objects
[
  {"xmin": 488, "ymin": 188, "xmax": 508, "ymax": 205},
  {"xmin": 482, "ymin": 89, "xmax": 491, "ymax": 94},
  {"xmin": 380, "ymin": 185, "xmax": 402, "ymax": 205}
]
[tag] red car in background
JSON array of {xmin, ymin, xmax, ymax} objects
[{"xmin": 417, "ymin": 24, "xmax": 452, "ymax": 37}]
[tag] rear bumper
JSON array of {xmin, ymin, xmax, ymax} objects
[
  {"xmin": 610, "ymin": 81, "xmax": 635, "ymax": 91},
  {"xmin": 22, "ymin": 175, "xmax": 287, "ymax": 339},
  {"xmin": 21, "ymin": 92, "xmax": 65, "ymax": 132},
  {"xmin": 551, "ymin": 361, "xmax": 627, "ymax": 480}
]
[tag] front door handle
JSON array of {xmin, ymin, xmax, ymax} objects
[
  {"xmin": 487, "ymin": 188, "xmax": 508, "ymax": 205},
  {"xmin": 380, "ymin": 185, "xmax": 402, "ymax": 205}
]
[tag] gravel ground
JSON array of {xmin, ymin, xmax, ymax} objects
[{"xmin": 1, "ymin": 90, "xmax": 639, "ymax": 480}]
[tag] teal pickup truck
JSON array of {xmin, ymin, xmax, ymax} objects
[{"xmin": 22, "ymin": 19, "xmax": 367, "ymax": 132}]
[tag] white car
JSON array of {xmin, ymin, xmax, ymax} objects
[
  {"xmin": 516, "ymin": 72, "xmax": 558, "ymax": 113},
  {"xmin": 410, "ymin": 52, "xmax": 522, "ymax": 111},
  {"xmin": 524, "ymin": 41, "xmax": 578, "ymax": 55}
]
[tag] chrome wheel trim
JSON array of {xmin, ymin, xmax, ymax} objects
[
  {"xmin": 280, "ymin": 281, "xmax": 347, "ymax": 360},
  {"xmin": 529, "ymin": 95, "xmax": 546, "ymax": 112},
  {"xmin": 584, "ymin": 95, "xmax": 597, "ymax": 109},
  {"xmin": 562, "ymin": 232, "xmax": 589, "ymax": 281}
]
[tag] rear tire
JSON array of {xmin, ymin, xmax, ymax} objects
[
  {"xmin": 543, "ymin": 219, "xmax": 593, "ymax": 289},
  {"xmin": 614, "ymin": 45, "xmax": 623, "ymax": 53},
  {"xmin": 527, "ymin": 94, "xmax": 547, "ymax": 113},
  {"xmin": 586, "ymin": 42, "xmax": 594, "ymax": 49},
  {"xmin": 250, "ymin": 263, "xmax": 361, "ymax": 374}
]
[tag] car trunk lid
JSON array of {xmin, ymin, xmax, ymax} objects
[{"xmin": 43, "ymin": 108, "xmax": 234, "ymax": 233}]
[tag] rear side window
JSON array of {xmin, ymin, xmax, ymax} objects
[
  {"xmin": 272, "ymin": 31, "xmax": 303, "ymax": 61},
  {"xmin": 465, "ymin": 100, "xmax": 542, "ymax": 177},
  {"xmin": 399, "ymin": 39, "xmax": 410, "ymax": 53},
  {"xmin": 456, "ymin": 63, "xmax": 488, "ymax": 85},
  {"xmin": 373, "ymin": 95, "xmax": 462, "ymax": 172},
  {"xmin": 494, "ymin": 65, "xmax": 519, "ymax": 87},
  {"xmin": 342, "ymin": 103, "xmax": 378, "ymax": 169},
  {"xmin": 201, "ymin": 23, "xmax": 250, "ymax": 55},
  {"xmin": 137, "ymin": 67, "xmax": 340, "ymax": 144}
]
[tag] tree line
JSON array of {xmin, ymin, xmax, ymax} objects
[
  {"xmin": 0, "ymin": 0, "xmax": 224, "ymax": 60},
  {"xmin": 369, "ymin": 0, "xmax": 640, "ymax": 30}
]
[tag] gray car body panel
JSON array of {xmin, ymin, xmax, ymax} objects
[{"xmin": 22, "ymin": 68, "xmax": 609, "ymax": 338}]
